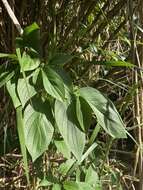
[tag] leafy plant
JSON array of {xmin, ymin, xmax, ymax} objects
[{"xmin": 0, "ymin": 23, "xmax": 128, "ymax": 189}]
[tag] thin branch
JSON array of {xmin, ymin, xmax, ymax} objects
[{"xmin": 1, "ymin": 0, "xmax": 23, "ymax": 35}]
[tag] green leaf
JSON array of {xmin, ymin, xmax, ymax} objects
[
  {"xmin": 23, "ymin": 22, "xmax": 39, "ymax": 37},
  {"xmin": 39, "ymin": 178, "xmax": 52, "ymax": 187},
  {"xmin": 76, "ymin": 96, "xmax": 84, "ymax": 130},
  {"xmin": 32, "ymin": 68, "xmax": 40, "ymax": 85},
  {"xmin": 88, "ymin": 123, "xmax": 101, "ymax": 145},
  {"xmin": 0, "ymin": 53, "xmax": 17, "ymax": 59},
  {"xmin": 23, "ymin": 22, "xmax": 40, "ymax": 54},
  {"xmin": 17, "ymin": 74, "xmax": 37, "ymax": 107},
  {"xmin": 20, "ymin": 52, "xmax": 40, "ymax": 72},
  {"xmin": 59, "ymin": 158, "xmax": 75, "ymax": 175},
  {"xmin": 42, "ymin": 66, "xmax": 65, "ymax": 101},
  {"xmin": 79, "ymin": 87, "xmax": 127, "ymax": 138},
  {"xmin": 76, "ymin": 96, "xmax": 92, "ymax": 131},
  {"xmin": 6, "ymin": 79, "xmax": 21, "ymax": 108},
  {"xmin": 0, "ymin": 64, "xmax": 15, "ymax": 88},
  {"xmin": 24, "ymin": 98, "xmax": 54, "ymax": 161},
  {"xmin": 55, "ymin": 100, "xmax": 85, "ymax": 160},
  {"xmin": 63, "ymin": 181, "xmax": 79, "ymax": 190},
  {"xmin": 49, "ymin": 53, "xmax": 73, "ymax": 66},
  {"xmin": 77, "ymin": 182, "xmax": 94, "ymax": 190},
  {"xmin": 55, "ymin": 140, "xmax": 71, "ymax": 159},
  {"xmin": 54, "ymin": 67, "xmax": 73, "ymax": 100},
  {"xmin": 85, "ymin": 166, "xmax": 99, "ymax": 186},
  {"xmin": 52, "ymin": 184, "xmax": 61, "ymax": 190}
]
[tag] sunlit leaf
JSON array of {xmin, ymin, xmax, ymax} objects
[
  {"xmin": 85, "ymin": 166, "xmax": 99, "ymax": 186},
  {"xmin": 79, "ymin": 87, "xmax": 127, "ymax": 138},
  {"xmin": 23, "ymin": 22, "xmax": 41, "ymax": 54},
  {"xmin": 17, "ymin": 74, "xmax": 37, "ymax": 107},
  {"xmin": 0, "ymin": 53, "xmax": 17, "ymax": 59},
  {"xmin": 20, "ymin": 52, "xmax": 40, "ymax": 72},
  {"xmin": 42, "ymin": 66, "xmax": 65, "ymax": 101},
  {"xmin": 55, "ymin": 140, "xmax": 71, "ymax": 159},
  {"xmin": 55, "ymin": 100, "xmax": 85, "ymax": 160},
  {"xmin": 24, "ymin": 98, "xmax": 54, "ymax": 161}
]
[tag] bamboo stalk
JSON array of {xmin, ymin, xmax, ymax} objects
[{"xmin": 1, "ymin": 0, "xmax": 23, "ymax": 35}]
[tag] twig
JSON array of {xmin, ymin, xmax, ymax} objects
[{"xmin": 1, "ymin": 0, "xmax": 23, "ymax": 35}]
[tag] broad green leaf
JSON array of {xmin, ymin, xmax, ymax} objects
[
  {"xmin": 52, "ymin": 184, "xmax": 61, "ymax": 190},
  {"xmin": 54, "ymin": 67, "xmax": 72, "ymax": 87},
  {"xmin": 23, "ymin": 22, "xmax": 40, "ymax": 54},
  {"xmin": 24, "ymin": 99, "xmax": 54, "ymax": 161},
  {"xmin": 6, "ymin": 79, "xmax": 21, "ymax": 108},
  {"xmin": 79, "ymin": 87, "xmax": 127, "ymax": 138},
  {"xmin": 17, "ymin": 75, "xmax": 37, "ymax": 107},
  {"xmin": 20, "ymin": 52, "xmax": 40, "ymax": 72},
  {"xmin": 49, "ymin": 53, "xmax": 73, "ymax": 66},
  {"xmin": 54, "ymin": 67, "xmax": 73, "ymax": 100},
  {"xmin": 55, "ymin": 140, "xmax": 71, "ymax": 159},
  {"xmin": 42, "ymin": 66, "xmax": 65, "ymax": 101},
  {"xmin": 85, "ymin": 166, "xmax": 99, "ymax": 186},
  {"xmin": 23, "ymin": 22, "xmax": 39, "ymax": 38},
  {"xmin": 76, "ymin": 96, "xmax": 92, "ymax": 131},
  {"xmin": 55, "ymin": 100, "xmax": 85, "ymax": 160},
  {"xmin": 0, "ymin": 53, "xmax": 17, "ymax": 59},
  {"xmin": 59, "ymin": 158, "xmax": 75, "ymax": 175}
]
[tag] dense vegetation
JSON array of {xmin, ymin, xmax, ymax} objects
[{"xmin": 0, "ymin": 0, "xmax": 143, "ymax": 189}]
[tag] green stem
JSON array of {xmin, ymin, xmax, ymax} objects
[
  {"xmin": 16, "ymin": 106, "xmax": 30, "ymax": 185},
  {"xmin": 88, "ymin": 124, "xmax": 101, "ymax": 145}
]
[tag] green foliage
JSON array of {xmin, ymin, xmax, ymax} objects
[
  {"xmin": 24, "ymin": 99, "xmax": 54, "ymax": 161},
  {"xmin": 16, "ymin": 106, "xmax": 30, "ymax": 184},
  {"xmin": 0, "ymin": 23, "xmax": 129, "ymax": 188},
  {"xmin": 55, "ymin": 140, "xmax": 71, "ymax": 159},
  {"xmin": 55, "ymin": 100, "xmax": 86, "ymax": 160},
  {"xmin": 42, "ymin": 66, "xmax": 65, "ymax": 101},
  {"xmin": 79, "ymin": 87, "xmax": 127, "ymax": 138}
]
